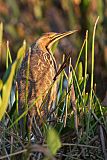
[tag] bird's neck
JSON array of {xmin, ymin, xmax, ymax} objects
[{"xmin": 35, "ymin": 43, "xmax": 57, "ymax": 72}]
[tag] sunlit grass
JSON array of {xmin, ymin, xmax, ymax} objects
[{"xmin": 0, "ymin": 17, "xmax": 106, "ymax": 159}]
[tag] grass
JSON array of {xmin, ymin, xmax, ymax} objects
[{"xmin": 0, "ymin": 17, "xmax": 107, "ymax": 160}]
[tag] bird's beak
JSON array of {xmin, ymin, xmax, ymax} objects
[
  {"xmin": 48, "ymin": 30, "xmax": 78, "ymax": 51},
  {"xmin": 54, "ymin": 30, "xmax": 78, "ymax": 41}
]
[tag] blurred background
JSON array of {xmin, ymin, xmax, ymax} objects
[{"xmin": 0, "ymin": 0, "xmax": 107, "ymax": 100}]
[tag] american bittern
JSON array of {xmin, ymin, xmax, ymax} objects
[{"xmin": 16, "ymin": 31, "xmax": 77, "ymax": 133}]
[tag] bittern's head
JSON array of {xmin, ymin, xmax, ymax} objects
[{"xmin": 36, "ymin": 30, "xmax": 77, "ymax": 54}]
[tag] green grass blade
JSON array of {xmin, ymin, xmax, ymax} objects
[
  {"xmin": 77, "ymin": 61, "xmax": 83, "ymax": 82},
  {"xmin": 0, "ymin": 61, "xmax": 17, "ymax": 120},
  {"xmin": 83, "ymin": 30, "xmax": 88, "ymax": 94},
  {"xmin": 75, "ymin": 37, "xmax": 86, "ymax": 71},
  {"xmin": 0, "ymin": 22, "xmax": 3, "ymax": 60},
  {"xmin": 16, "ymin": 40, "xmax": 26, "ymax": 70},
  {"xmin": 90, "ymin": 17, "xmax": 99, "ymax": 109},
  {"xmin": 6, "ymin": 41, "xmax": 12, "ymax": 69},
  {"xmin": 0, "ymin": 79, "xmax": 3, "ymax": 91},
  {"xmin": 71, "ymin": 64, "xmax": 85, "ymax": 107},
  {"xmin": 25, "ymin": 47, "xmax": 31, "ymax": 108}
]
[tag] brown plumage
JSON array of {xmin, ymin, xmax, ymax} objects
[{"xmin": 16, "ymin": 31, "xmax": 77, "ymax": 133}]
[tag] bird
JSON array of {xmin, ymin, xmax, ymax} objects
[{"xmin": 16, "ymin": 30, "xmax": 77, "ymax": 134}]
